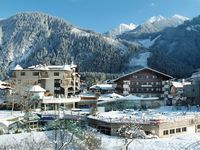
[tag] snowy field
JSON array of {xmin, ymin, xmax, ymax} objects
[
  {"xmin": 101, "ymin": 132, "xmax": 200, "ymax": 150},
  {"xmin": 0, "ymin": 110, "xmax": 23, "ymax": 120},
  {"xmin": 0, "ymin": 131, "xmax": 200, "ymax": 150}
]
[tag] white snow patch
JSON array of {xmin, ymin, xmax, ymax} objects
[
  {"xmin": 129, "ymin": 52, "xmax": 151, "ymax": 67},
  {"xmin": 101, "ymin": 132, "xmax": 200, "ymax": 150},
  {"xmin": 0, "ymin": 110, "xmax": 23, "ymax": 120},
  {"xmin": 186, "ymin": 25, "xmax": 200, "ymax": 32},
  {"xmin": 71, "ymin": 28, "xmax": 90, "ymax": 37},
  {"xmin": 172, "ymin": 14, "xmax": 189, "ymax": 21},
  {"xmin": 103, "ymin": 36, "xmax": 128, "ymax": 54},
  {"xmin": 138, "ymin": 35, "xmax": 161, "ymax": 48},
  {"xmin": 108, "ymin": 23, "xmax": 137, "ymax": 37},
  {"xmin": 0, "ymin": 132, "xmax": 51, "ymax": 149},
  {"xmin": 146, "ymin": 16, "xmax": 166, "ymax": 24}
]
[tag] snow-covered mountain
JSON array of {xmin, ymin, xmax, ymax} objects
[
  {"xmin": 105, "ymin": 23, "xmax": 137, "ymax": 37},
  {"xmin": 0, "ymin": 12, "xmax": 199, "ymax": 79},
  {"xmin": 118, "ymin": 14, "xmax": 189, "ymax": 41},
  {"xmin": 146, "ymin": 15, "xmax": 166, "ymax": 24},
  {"xmin": 0, "ymin": 12, "xmax": 142, "ymax": 79},
  {"xmin": 148, "ymin": 15, "xmax": 200, "ymax": 77}
]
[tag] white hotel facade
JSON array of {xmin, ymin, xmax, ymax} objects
[{"xmin": 12, "ymin": 63, "xmax": 81, "ymax": 111}]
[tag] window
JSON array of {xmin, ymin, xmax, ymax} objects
[
  {"xmin": 197, "ymin": 125, "xmax": 200, "ymax": 129},
  {"xmin": 163, "ymin": 130, "xmax": 169, "ymax": 135},
  {"xmin": 156, "ymin": 82, "xmax": 160, "ymax": 85},
  {"xmin": 33, "ymin": 72, "xmax": 39, "ymax": 76},
  {"xmin": 17, "ymin": 80, "xmax": 21, "ymax": 84},
  {"xmin": 152, "ymin": 75, "xmax": 157, "ymax": 79},
  {"xmin": 132, "ymin": 75, "xmax": 137, "ymax": 78},
  {"xmin": 182, "ymin": 127, "xmax": 187, "ymax": 132},
  {"xmin": 124, "ymin": 80, "xmax": 130, "ymax": 85},
  {"xmin": 21, "ymin": 72, "xmax": 25, "ymax": 76},
  {"xmin": 54, "ymin": 72, "xmax": 59, "ymax": 76},
  {"xmin": 176, "ymin": 128, "xmax": 181, "ymax": 133},
  {"xmin": 170, "ymin": 129, "xmax": 175, "ymax": 134}
]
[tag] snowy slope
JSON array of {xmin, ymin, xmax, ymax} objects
[
  {"xmin": 105, "ymin": 23, "xmax": 137, "ymax": 37},
  {"xmin": 1, "ymin": 130, "xmax": 200, "ymax": 150},
  {"xmin": 128, "ymin": 52, "xmax": 151, "ymax": 67},
  {"xmin": 101, "ymin": 133, "xmax": 200, "ymax": 150},
  {"xmin": 0, "ymin": 12, "xmax": 141, "ymax": 79},
  {"xmin": 119, "ymin": 14, "xmax": 189, "ymax": 41}
]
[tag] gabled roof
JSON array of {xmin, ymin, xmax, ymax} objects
[
  {"xmin": 29, "ymin": 85, "xmax": 46, "ymax": 92},
  {"xmin": 90, "ymin": 84, "xmax": 115, "ymax": 90},
  {"xmin": 113, "ymin": 67, "xmax": 173, "ymax": 82},
  {"xmin": 172, "ymin": 81, "xmax": 191, "ymax": 88},
  {"xmin": 13, "ymin": 64, "xmax": 23, "ymax": 70}
]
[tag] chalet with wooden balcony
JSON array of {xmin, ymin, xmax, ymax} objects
[{"xmin": 113, "ymin": 67, "xmax": 173, "ymax": 97}]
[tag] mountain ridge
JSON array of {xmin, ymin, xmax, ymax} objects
[
  {"xmin": 0, "ymin": 12, "xmax": 142, "ymax": 79},
  {"xmin": 0, "ymin": 12, "xmax": 198, "ymax": 79}
]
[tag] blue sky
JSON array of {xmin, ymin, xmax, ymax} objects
[{"xmin": 1, "ymin": 0, "xmax": 200, "ymax": 33}]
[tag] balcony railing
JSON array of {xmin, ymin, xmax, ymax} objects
[
  {"xmin": 42, "ymin": 96, "xmax": 80, "ymax": 104},
  {"xmin": 39, "ymin": 72, "xmax": 49, "ymax": 79}
]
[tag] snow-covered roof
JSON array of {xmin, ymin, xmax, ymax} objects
[
  {"xmin": 0, "ymin": 80, "xmax": 9, "ymax": 85},
  {"xmin": 0, "ymin": 85, "xmax": 11, "ymax": 90},
  {"xmin": 0, "ymin": 80, "xmax": 11, "ymax": 90},
  {"xmin": 28, "ymin": 85, "xmax": 46, "ymax": 92},
  {"xmin": 90, "ymin": 84, "xmax": 115, "ymax": 90},
  {"xmin": 26, "ymin": 64, "xmax": 76, "ymax": 71},
  {"xmin": 118, "ymin": 94, "xmax": 159, "ymax": 101},
  {"xmin": 63, "ymin": 65, "xmax": 71, "ymax": 71},
  {"xmin": 79, "ymin": 93, "xmax": 96, "ymax": 98},
  {"xmin": 13, "ymin": 64, "xmax": 23, "ymax": 70},
  {"xmin": 97, "ymin": 94, "xmax": 158, "ymax": 104},
  {"xmin": 89, "ymin": 106, "xmax": 200, "ymax": 124},
  {"xmin": 172, "ymin": 81, "xmax": 191, "ymax": 88},
  {"xmin": 28, "ymin": 64, "xmax": 49, "ymax": 70},
  {"xmin": 113, "ymin": 67, "xmax": 173, "ymax": 82},
  {"xmin": 97, "ymin": 93, "xmax": 123, "ymax": 104},
  {"xmin": 102, "ymin": 93, "xmax": 123, "ymax": 98}
]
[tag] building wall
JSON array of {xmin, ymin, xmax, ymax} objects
[
  {"xmin": 88, "ymin": 117, "xmax": 200, "ymax": 138},
  {"xmin": 13, "ymin": 68, "xmax": 80, "ymax": 97},
  {"xmin": 184, "ymin": 82, "xmax": 200, "ymax": 105}
]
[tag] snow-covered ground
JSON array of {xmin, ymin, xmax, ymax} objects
[
  {"xmin": 138, "ymin": 35, "xmax": 161, "ymax": 48},
  {"xmin": 101, "ymin": 132, "xmax": 200, "ymax": 150},
  {"xmin": 0, "ymin": 131, "xmax": 52, "ymax": 149},
  {"xmin": 0, "ymin": 131, "xmax": 200, "ymax": 150},
  {"xmin": 0, "ymin": 110, "xmax": 23, "ymax": 120}
]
